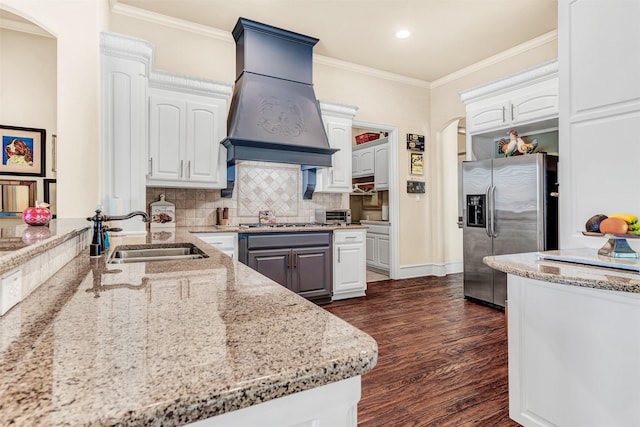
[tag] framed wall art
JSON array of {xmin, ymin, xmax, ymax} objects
[
  {"xmin": 407, "ymin": 180, "xmax": 425, "ymax": 194},
  {"xmin": 44, "ymin": 178, "xmax": 57, "ymax": 218},
  {"xmin": 410, "ymin": 152, "xmax": 424, "ymax": 175},
  {"xmin": 0, "ymin": 125, "xmax": 46, "ymax": 176}
]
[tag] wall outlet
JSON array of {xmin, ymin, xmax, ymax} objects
[{"xmin": 1, "ymin": 269, "xmax": 22, "ymax": 316}]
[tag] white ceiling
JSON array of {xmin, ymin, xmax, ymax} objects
[
  {"xmin": 115, "ymin": 0, "xmax": 558, "ymax": 82},
  {"xmin": 1, "ymin": 1, "xmax": 558, "ymax": 83}
]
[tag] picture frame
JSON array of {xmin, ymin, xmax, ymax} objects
[
  {"xmin": 410, "ymin": 152, "xmax": 424, "ymax": 175},
  {"xmin": 407, "ymin": 180, "xmax": 426, "ymax": 194},
  {"xmin": 0, "ymin": 125, "xmax": 46, "ymax": 176},
  {"xmin": 43, "ymin": 178, "xmax": 57, "ymax": 218},
  {"xmin": 406, "ymin": 133, "xmax": 425, "ymax": 151}
]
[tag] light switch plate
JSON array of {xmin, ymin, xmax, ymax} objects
[{"xmin": 1, "ymin": 269, "xmax": 22, "ymax": 316}]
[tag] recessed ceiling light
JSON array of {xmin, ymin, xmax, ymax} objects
[{"xmin": 396, "ymin": 29, "xmax": 411, "ymax": 39}]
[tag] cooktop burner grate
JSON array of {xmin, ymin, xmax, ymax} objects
[{"xmin": 239, "ymin": 223, "xmax": 319, "ymax": 229}]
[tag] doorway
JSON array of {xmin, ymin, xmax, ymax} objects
[{"xmin": 351, "ymin": 120, "xmax": 399, "ymax": 281}]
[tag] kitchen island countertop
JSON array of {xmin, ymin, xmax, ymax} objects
[
  {"xmin": 0, "ymin": 226, "xmax": 378, "ymax": 426},
  {"xmin": 484, "ymin": 250, "xmax": 640, "ymax": 293}
]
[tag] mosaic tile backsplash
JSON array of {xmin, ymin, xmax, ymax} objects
[{"xmin": 146, "ymin": 161, "xmax": 348, "ymax": 226}]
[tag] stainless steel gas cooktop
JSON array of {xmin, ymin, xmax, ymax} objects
[{"xmin": 239, "ymin": 223, "xmax": 320, "ymax": 229}]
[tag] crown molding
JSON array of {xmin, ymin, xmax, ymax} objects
[
  {"xmin": 431, "ymin": 30, "xmax": 558, "ymax": 89},
  {"xmin": 459, "ymin": 58, "xmax": 558, "ymax": 103},
  {"xmin": 110, "ymin": 1, "xmax": 232, "ymax": 42},
  {"xmin": 0, "ymin": 17, "xmax": 53, "ymax": 37},
  {"xmin": 313, "ymin": 54, "xmax": 431, "ymax": 89},
  {"xmin": 100, "ymin": 31, "xmax": 155, "ymax": 68},
  {"xmin": 149, "ymin": 69, "xmax": 233, "ymax": 97},
  {"xmin": 318, "ymin": 100, "xmax": 359, "ymax": 119}
]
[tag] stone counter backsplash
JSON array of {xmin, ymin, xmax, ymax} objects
[{"xmin": 147, "ymin": 161, "xmax": 348, "ymax": 226}]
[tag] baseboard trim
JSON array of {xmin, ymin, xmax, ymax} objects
[{"xmin": 396, "ymin": 261, "xmax": 463, "ymax": 279}]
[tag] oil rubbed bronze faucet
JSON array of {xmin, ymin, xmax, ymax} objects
[{"xmin": 87, "ymin": 209, "xmax": 149, "ymax": 257}]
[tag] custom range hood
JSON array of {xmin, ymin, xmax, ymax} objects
[{"xmin": 221, "ymin": 18, "xmax": 337, "ymax": 199}]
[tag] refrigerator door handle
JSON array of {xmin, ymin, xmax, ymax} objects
[
  {"xmin": 490, "ymin": 185, "xmax": 497, "ymax": 238},
  {"xmin": 485, "ymin": 186, "xmax": 492, "ymax": 238}
]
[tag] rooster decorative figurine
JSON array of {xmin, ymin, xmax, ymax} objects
[
  {"xmin": 497, "ymin": 131, "xmax": 518, "ymax": 157},
  {"xmin": 512, "ymin": 130, "xmax": 538, "ymax": 154}
]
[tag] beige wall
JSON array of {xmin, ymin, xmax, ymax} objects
[
  {"xmin": 0, "ymin": 28, "xmax": 56, "ymax": 203},
  {"xmin": 0, "ymin": 0, "xmax": 109, "ymax": 218}
]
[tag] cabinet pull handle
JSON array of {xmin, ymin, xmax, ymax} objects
[
  {"xmin": 148, "ymin": 158, "xmax": 153, "ymax": 176},
  {"xmin": 338, "ymin": 247, "xmax": 341, "ymax": 263},
  {"xmin": 180, "ymin": 160, "xmax": 184, "ymax": 178},
  {"xmin": 502, "ymin": 106, "xmax": 506, "ymax": 122},
  {"xmin": 294, "ymin": 253, "xmax": 298, "ymax": 269},
  {"xmin": 187, "ymin": 160, "xmax": 191, "ymax": 178},
  {"xmin": 287, "ymin": 253, "xmax": 291, "ymax": 269},
  {"xmin": 346, "ymin": 236, "xmax": 356, "ymax": 239},
  {"xmin": 511, "ymin": 104, "xmax": 515, "ymax": 121}
]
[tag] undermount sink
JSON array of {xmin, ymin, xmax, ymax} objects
[{"xmin": 107, "ymin": 243, "xmax": 208, "ymax": 264}]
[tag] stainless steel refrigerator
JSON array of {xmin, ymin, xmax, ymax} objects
[{"xmin": 462, "ymin": 153, "xmax": 558, "ymax": 308}]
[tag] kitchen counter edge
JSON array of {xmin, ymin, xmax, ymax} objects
[{"xmin": 484, "ymin": 251, "xmax": 640, "ymax": 293}]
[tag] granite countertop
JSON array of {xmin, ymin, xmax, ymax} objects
[
  {"xmin": 0, "ymin": 227, "xmax": 378, "ymax": 426},
  {"xmin": 0, "ymin": 218, "xmax": 91, "ymax": 276},
  {"xmin": 484, "ymin": 250, "xmax": 640, "ymax": 293}
]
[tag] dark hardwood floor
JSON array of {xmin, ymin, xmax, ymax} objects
[{"xmin": 323, "ymin": 273, "xmax": 519, "ymax": 427}]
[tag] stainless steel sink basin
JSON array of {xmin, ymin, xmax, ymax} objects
[{"xmin": 107, "ymin": 243, "xmax": 208, "ymax": 264}]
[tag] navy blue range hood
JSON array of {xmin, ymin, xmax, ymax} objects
[{"xmin": 221, "ymin": 18, "xmax": 337, "ymax": 199}]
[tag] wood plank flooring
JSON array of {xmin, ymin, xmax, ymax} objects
[{"xmin": 323, "ymin": 273, "xmax": 519, "ymax": 427}]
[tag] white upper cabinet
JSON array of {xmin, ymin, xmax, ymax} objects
[
  {"xmin": 462, "ymin": 60, "xmax": 559, "ymax": 135},
  {"xmin": 147, "ymin": 72, "xmax": 232, "ymax": 189},
  {"xmin": 317, "ymin": 101, "xmax": 358, "ymax": 193},
  {"xmin": 100, "ymin": 32, "xmax": 153, "ymax": 233},
  {"xmin": 352, "ymin": 137, "xmax": 389, "ymax": 190},
  {"xmin": 373, "ymin": 143, "xmax": 389, "ymax": 190}
]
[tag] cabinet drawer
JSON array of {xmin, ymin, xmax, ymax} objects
[
  {"xmin": 196, "ymin": 233, "xmax": 236, "ymax": 248},
  {"xmin": 334, "ymin": 230, "xmax": 365, "ymax": 244}
]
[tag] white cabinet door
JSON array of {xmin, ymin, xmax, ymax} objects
[
  {"xmin": 317, "ymin": 101, "xmax": 357, "ymax": 193},
  {"xmin": 373, "ymin": 144, "xmax": 389, "ymax": 190},
  {"xmin": 352, "ymin": 147, "xmax": 374, "ymax": 178},
  {"xmin": 149, "ymin": 94, "xmax": 186, "ymax": 182},
  {"xmin": 333, "ymin": 230, "xmax": 366, "ymax": 300},
  {"xmin": 365, "ymin": 234, "xmax": 376, "ymax": 264},
  {"xmin": 100, "ymin": 33, "xmax": 152, "ymax": 234},
  {"xmin": 510, "ymin": 80, "xmax": 559, "ymax": 125},
  {"xmin": 467, "ymin": 99, "xmax": 509, "ymax": 134},
  {"xmin": 185, "ymin": 99, "xmax": 227, "ymax": 186},
  {"xmin": 148, "ymin": 88, "xmax": 228, "ymax": 189},
  {"xmin": 377, "ymin": 235, "xmax": 390, "ymax": 269}
]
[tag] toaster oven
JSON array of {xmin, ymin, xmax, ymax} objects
[{"xmin": 314, "ymin": 208, "xmax": 351, "ymax": 225}]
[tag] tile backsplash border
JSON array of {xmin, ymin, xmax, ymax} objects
[{"xmin": 146, "ymin": 161, "xmax": 348, "ymax": 226}]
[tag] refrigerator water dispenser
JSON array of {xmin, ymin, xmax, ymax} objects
[{"xmin": 466, "ymin": 194, "xmax": 485, "ymax": 227}]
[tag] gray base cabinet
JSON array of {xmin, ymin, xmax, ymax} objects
[{"xmin": 240, "ymin": 232, "xmax": 332, "ymax": 304}]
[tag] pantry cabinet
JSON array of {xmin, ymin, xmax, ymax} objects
[
  {"xmin": 352, "ymin": 137, "xmax": 389, "ymax": 190},
  {"xmin": 100, "ymin": 32, "xmax": 153, "ymax": 233},
  {"xmin": 333, "ymin": 229, "xmax": 366, "ymax": 300},
  {"xmin": 362, "ymin": 221, "xmax": 390, "ymax": 273},
  {"xmin": 147, "ymin": 72, "xmax": 232, "ymax": 189},
  {"xmin": 316, "ymin": 102, "xmax": 358, "ymax": 193}
]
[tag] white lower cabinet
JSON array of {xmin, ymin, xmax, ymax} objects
[
  {"xmin": 363, "ymin": 222, "xmax": 390, "ymax": 273},
  {"xmin": 508, "ymin": 274, "xmax": 640, "ymax": 427},
  {"xmin": 194, "ymin": 233, "xmax": 238, "ymax": 259},
  {"xmin": 333, "ymin": 229, "xmax": 366, "ymax": 300}
]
